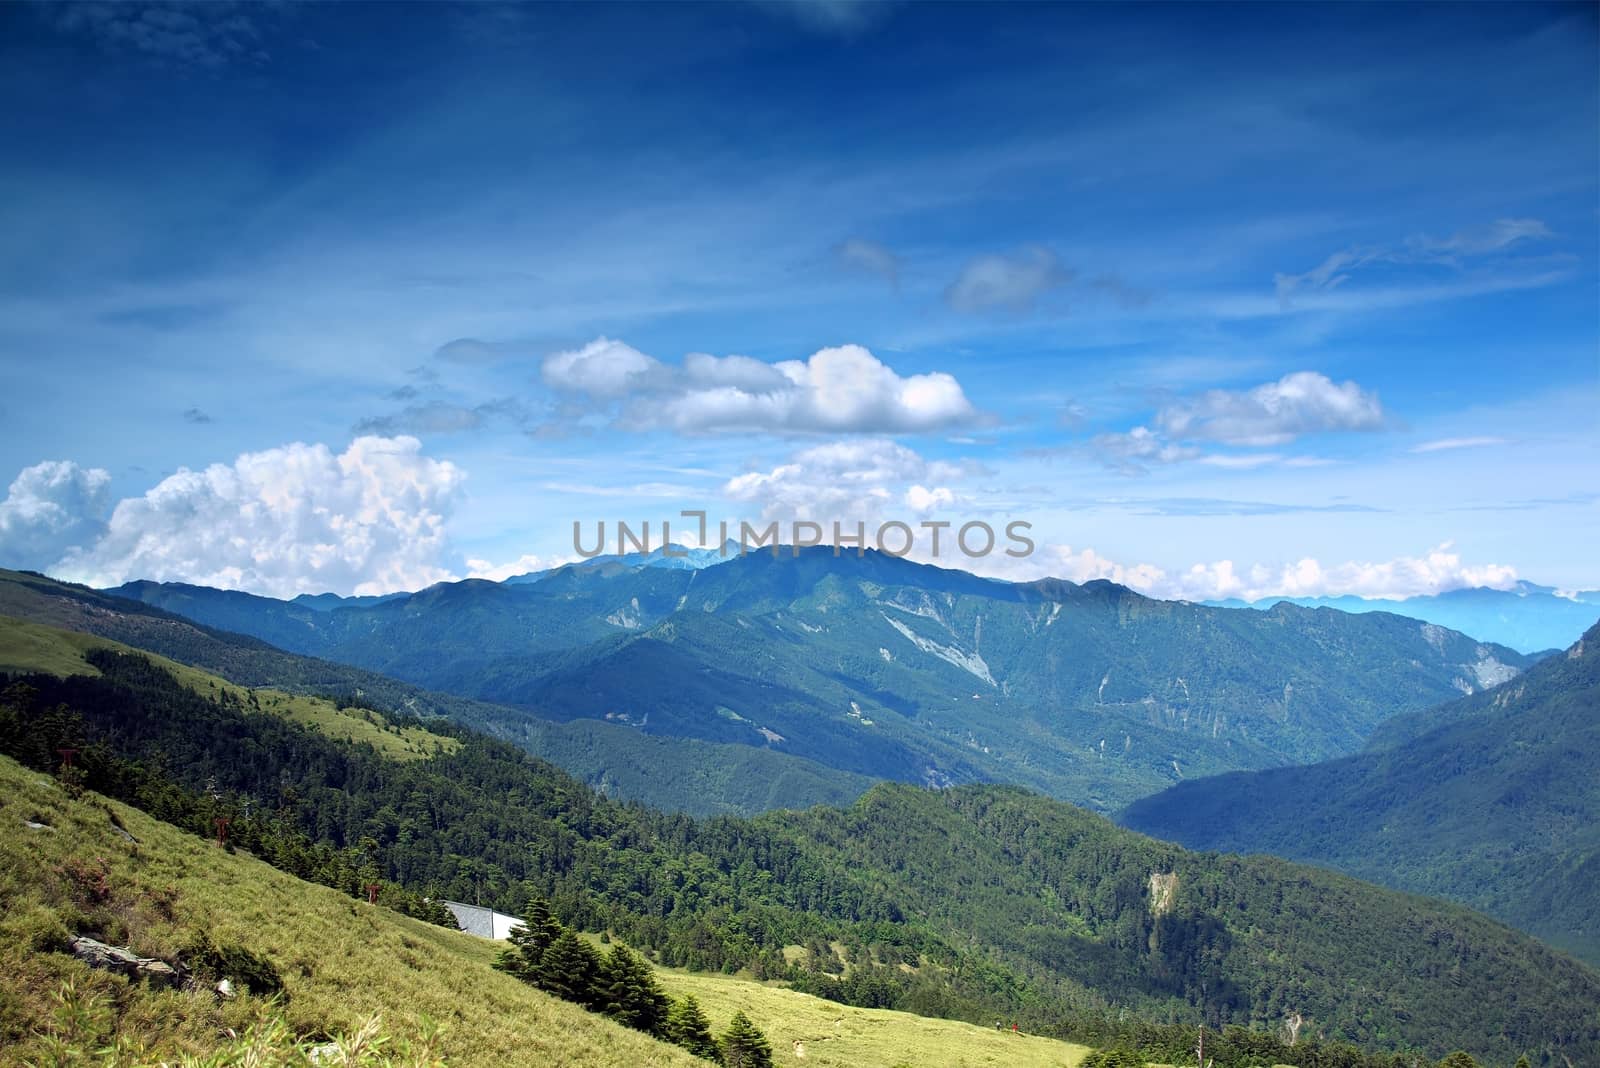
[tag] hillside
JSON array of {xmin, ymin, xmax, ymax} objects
[
  {"xmin": 0, "ymin": 754, "xmax": 705, "ymax": 1066},
  {"xmin": 0, "ymin": 754, "xmax": 1096, "ymax": 1067},
  {"xmin": 1122, "ymin": 621, "xmax": 1600, "ymax": 964},
  {"xmin": 102, "ymin": 551, "xmax": 1541, "ymax": 810},
  {"xmin": 2, "ymin": 627, "xmax": 1594, "ymax": 1065},
  {"xmin": 0, "ymin": 569, "xmax": 873, "ymax": 817}
]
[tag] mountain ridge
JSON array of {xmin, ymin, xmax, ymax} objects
[{"xmin": 1122, "ymin": 619, "xmax": 1600, "ymax": 964}]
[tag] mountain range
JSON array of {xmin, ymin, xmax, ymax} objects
[
  {"xmin": 104, "ymin": 549, "xmax": 1544, "ymax": 812},
  {"xmin": 1123, "ymin": 621, "xmax": 1600, "ymax": 966}
]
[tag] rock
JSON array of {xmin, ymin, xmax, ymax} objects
[
  {"xmin": 24, "ymin": 820, "xmax": 54, "ymax": 832},
  {"xmin": 67, "ymin": 935, "xmax": 187, "ymax": 989},
  {"xmin": 215, "ymin": 978, "xmax": 236, "ymax": 1000}
]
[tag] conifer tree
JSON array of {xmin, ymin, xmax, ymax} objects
[
  {"xmin": 495, "ymin": 896, "xmax": 563, "ymax": 979},
  {"xmin": 532, "ymin": 929, "xmax": 602, "ymax": 1009},
  {"xmin": 1436, "ymin": 1054, "xmax": 1480, "ymax": 1068},
  {"xmin": 665, "ymin": 995, "xmax": 718, "ymax": 1059},
  {"xmin": 596, "ymin": 943, "xmax": 671, "ymax": 1036},
  {"xmin": 718, "ymin": 1011, "xmax": 773, "ymax": 1068}
]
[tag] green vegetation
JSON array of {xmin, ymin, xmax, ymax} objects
[
  {"xmin": 1, "ymin": 637, "xmax": 1591, "ymax": 1065},
  {"xmin": 0, "ymin": 753, "xmax": 1097, "ymax": 1067},
  {"xmin": 0, "ymin": 754, "xmax": 705, "ymax": 1066},
  {"xmin": 0, "ymin": 614, "xmax": 457, "ymax": 761},
  {"xmin": 0, "ymin": 569, "xmax": 873, "ymax": 817},
  {"xmin": 1123, "ymin": 621, "xmax": 1600, "ymax": 964},
  {"xmin": 493, "ymin": 896, "xmax": 780, "ymax": 1064}
]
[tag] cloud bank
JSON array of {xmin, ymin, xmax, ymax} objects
[
  {"xmin": 46, "ymin": 437, "xmax": 464, "ymax": 598},
  {"xmin": 0, "ymin": 461, "xmax": 114, "ymax": 571},
  {"xmin": 1008, "ymin": 540, "xmax": 1518, "ymax": 603}
]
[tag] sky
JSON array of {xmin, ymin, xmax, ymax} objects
[{"xmin": 0, "ymin": 1, "xmax": 1596, "ymax": 600}]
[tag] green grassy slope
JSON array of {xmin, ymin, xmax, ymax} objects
[
  {"xmin": 0, "ymin": 614, "xmax": 458, "ymax": 761},
  {"xmin": 0, "ymin": 754, "xmax": 1096, "ymax": 1067},
  {"xmin": 1121, "ymin": 622, "xmax": 1600, "ymax": 965},
  {"xmin": 0, "ymin": 569, "xmax": 874, "ymax": 816},
  {"xmin": 0, "ymin": 754, "xmax": 703, "ymax": 1066}
]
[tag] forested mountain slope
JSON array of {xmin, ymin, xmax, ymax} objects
[
  {"xmin": 0, "ymin": 569, "xmax": 872, "ymax": 816},
  {"xmin": 103, "ymin": 550, "xmax": 1540, "ymax": 809},
  {"xmin": 1122, "ymin": 621, "xmax": 1600, "ymax": 964},
  {"xmin": 2, "ymin": 625, "xmax": 1594, "ymax": 1066}
]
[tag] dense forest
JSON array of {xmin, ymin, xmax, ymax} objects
[{"xmin": 1, "ymin": 646, "xmax": 1594, "ymax": 1066}]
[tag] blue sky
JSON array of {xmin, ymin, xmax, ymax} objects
[{"xmin": 0, "ymin": 1, "xmax": 1595, "ymax": 598}]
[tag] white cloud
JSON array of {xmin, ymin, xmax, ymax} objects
[
  {"xmin": 1092, "ymin": 371, "xmax": 1384, "ymax": 472},
  {"xmin": 1155, "ymin": 371, "xmax": 1384, "ymax": 447},
  {"xmin": 835, "ymin": 237, "xmax": 900, "ymax": 288},
  {"xmin": 999, "ymin": 540, "xmax": 1519, "ymax": 602},
  {"xmin": 541, "ymin": 336, "xmax": 665, "ymax": 397},
  {"xmin": 724, "ymin": 438, "xmax": 971, "ymax": 525},
  {"xmin": 542, "ymin": 339, "xmax": 979, "ymax": 435},
  {"xmin": 1410, "ymin": 436, "xmax": 1507, "ymax": 453},
  {"xmin": 52, "ymin": 436, "xmax": 465, "ymax": 598},
  {"xmin": 0, "ymin": 461, "xmax": 113, "ymax": 571},
  {"xmin": 944, "ymin": 246, "xmax": 1072, "ymax": 314},
  {"xmin": 905, "ymin": 485, "xmax": 957, "ymax": 513}
]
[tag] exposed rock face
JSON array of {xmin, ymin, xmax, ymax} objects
[
  {"xmin": 1148, "ymin": 872, "xmax": 1179, "ymax": 916},
  {"xmin": 68, "ymin": 935, "xmax": 185, "ymax": 988}
]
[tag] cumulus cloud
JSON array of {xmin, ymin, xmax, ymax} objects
[
  {"xmin": 542, "ymin": 337, "xmax": 667, "ymax": 397},
  {"xmin": 1089, "ymin": 426, "xmax": 1200, "ymax": 475},
  {"xmin": 835, "ymin": 238, "xmax": 900, "ymax": 288},
  {"xmin": 992, "ymin": 540, "xmax": 1519, "ymax": 602},
  {"xmin": 1276, "ymin": 217, "xmax": 1553, "ymax": 305},
  {"xmin": 1092, "ymin": 371, "xmax": 1384, "ymax": 472},
  {"xmin": 723, "ymin": 439, "xmax": 974, "ymax": 526},
  {"xmin": 1155, "ymin": 372, "xmax": 1384, "ymax": 447},
  {"xmin": 52, "ymin": 437, "xmax": 465, "ymax": 598},
  {"xmin": 1165, "ymin": 542, "xmax": 1519, "ymax": 602},
  {"xmin": 944, "ymin": 246, "xmax": 1072, "ymax": 314},
  {"xmin": 541, "ymin": 339, "xmax": 980, "ymax": 435},
  {"xmin": 0, "ymin": 461, "xmax": 113, "ymax": 571}
]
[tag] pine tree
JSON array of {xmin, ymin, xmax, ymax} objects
[
  {"xmin": 1512, "ymin": 1057, "xmax": 1532, "ymax": 1068},
  {"xmin": 665, "ymin": 995, "xmax": 718, "ymax": 1059},
  {"xmin": 596, "ymin": 944, "xmax": 671, "ymax": 1036},
  {"xmin": 532, "ymin": 929, "xmax": 602, "ymax": 1009},
  {"xmin": 495, "ymin": 897, "xmax": 563, "ymax": 980},
  {"xmin": 1436, "ymin": 1054, "xmax": 1480, "ymax": 1068},
  {"xmin": 718, "ymin": 1011, "xmax": 773, "ymax": 1068}
]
